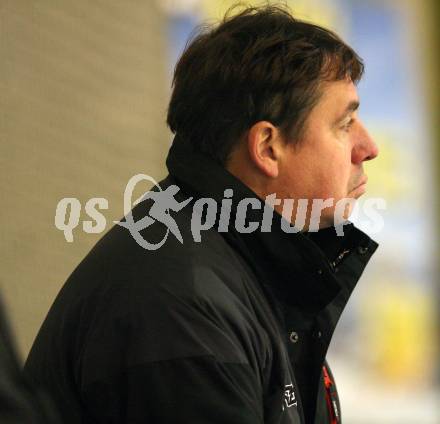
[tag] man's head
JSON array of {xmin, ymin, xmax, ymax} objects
[{"xmin": 167, "ymin": 5, "xmax": 378, "ymax": 229}]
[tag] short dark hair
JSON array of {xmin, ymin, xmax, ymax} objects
[{"xmin": 166, "ymin": 4, "xmax": 364, "ymax": 165}]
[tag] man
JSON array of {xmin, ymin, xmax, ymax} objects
[{"xmin": 24, "ymin": 5, "xmax": 379, "ymax": 424}]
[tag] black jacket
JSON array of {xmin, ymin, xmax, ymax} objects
[{"xmin": 24, "ymin": 135, "xmax": 378, "ymax": 423}]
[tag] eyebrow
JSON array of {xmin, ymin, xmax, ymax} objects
[{"xmin": 333, "ymin": 100, "xmax": 360, "ymax": 126}]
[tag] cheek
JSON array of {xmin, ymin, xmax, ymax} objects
[
  {"xmin": 315, "ymin": 156, "xmax": 352, "ymax": 199},
  {"xmin": 279, "ymin": 140, "xmax": 352, "ymax": 200}
]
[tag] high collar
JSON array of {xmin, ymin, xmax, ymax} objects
[{"xmin": 166, "ymin": 134, "xmax": 378, "ymax": 314}]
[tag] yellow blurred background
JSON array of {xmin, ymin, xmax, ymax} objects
[{"xmin": 1, "ymin": 1, "xmax": 438, "ymax": 423}]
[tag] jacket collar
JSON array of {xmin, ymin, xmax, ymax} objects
[{"xmin": 166, "ymin": 134, "xmax": 378, "ymax": 314}]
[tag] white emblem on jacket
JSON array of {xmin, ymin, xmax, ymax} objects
[{"xmin": 283, "ymin": 383, "xmax": 298, "ymax": 410}]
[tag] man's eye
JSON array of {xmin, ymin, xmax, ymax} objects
[{"xmin": 341, "ymin": 119, "xmax": 354, "ymax": 132}]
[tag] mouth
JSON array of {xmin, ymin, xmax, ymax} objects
[
  {"xmin": 350, "ymin": 175, "xmax": 368, "ymax": 196},
  {"xmin": 355, "ymin": 175, "xmax": 368, "ymax": 189}
]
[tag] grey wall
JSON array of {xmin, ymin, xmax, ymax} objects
[{"xmin": 0, "ymin": 0, "xmax": 170, "ymax": 358}]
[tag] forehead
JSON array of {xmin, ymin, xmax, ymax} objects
[{"xmin": 317, "ymin": 79, "xmax": 359, "ymax": 111}]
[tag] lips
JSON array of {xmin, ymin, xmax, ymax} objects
[
  {"xmin": 354, "ymin": 175, "xmax": 368, "ymax": 190},
  {"xmin": 349, "ymin": 175, "xmax": 368, "ymax": 196}
]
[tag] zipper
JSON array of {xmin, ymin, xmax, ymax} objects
[
  {"xmin": 323, "ymin": 364, "xmax": 340, "ymax": 424},
  {"xmin": 329, "ymin": 248, "xmax": 351, "ymax": 272}
]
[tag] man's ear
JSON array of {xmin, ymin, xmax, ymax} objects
[{"xmin": 247, "ymin": 121, "xmax": 282, "ymax": 178}]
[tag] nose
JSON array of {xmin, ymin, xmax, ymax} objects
[{"xmin": 352, "ymin": 122, "xmax": 379, "ymax": 164}]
